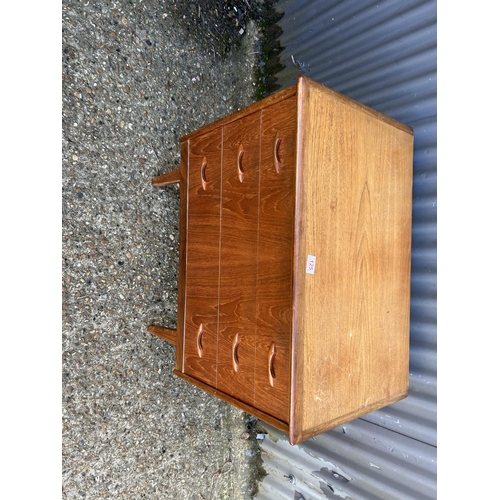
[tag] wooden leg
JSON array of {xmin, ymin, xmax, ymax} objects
[
  {"xmin": 148, "ymin": 325, "xmax": 177, "ymax": 346},
  {"xmin": 152, "ymin": 167, "xmax": 181, "ymax": 187}
]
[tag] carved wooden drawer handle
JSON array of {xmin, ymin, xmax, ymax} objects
[
  {"xmin": 274, "ymin": 136, "xmax": 282, "ymax": 173},
  {"xmin": 201, "ymin": 157, "xmax": 208, "ymax": 190},
  {"xmin": 237, "ymin": 144, "xmax": 245, "ymax": 182},
  {"xmin": 196, "ymin": 324, "xmax": 204, "ymax": 358},
  {"xmin": 268, "ymin": 342, "xmax": 276, "ymax": 387},
  {"xmin": 232, "ymin": 333, "xmax": 240, "ymax": 372}
]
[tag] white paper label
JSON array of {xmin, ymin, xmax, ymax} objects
[{"xmin": 306, "ymin": 255, "xmax": 316, "ymax": 274}]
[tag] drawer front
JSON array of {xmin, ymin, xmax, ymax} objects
[
  {"xmin": 254, "ymin": 97, "xmax": 296, "ymax": 422},
  {"xmin": 217, "ymin": 111, "xmax": 261, "ymax": 405},
  {"xmin": 183, "ymin": 129, "xmax": 222, "ymax": 387}
]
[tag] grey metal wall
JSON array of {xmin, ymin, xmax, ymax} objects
[{"xmin": 256, "ymin": 0, "xmax": 437, "ymax": 498}]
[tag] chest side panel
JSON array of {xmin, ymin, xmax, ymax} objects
[{"xmin": 291, "ymin": 79, "xmax": 413, "ymax": 443}]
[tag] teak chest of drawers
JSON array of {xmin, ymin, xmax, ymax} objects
[{"xmin": 148, "ymin": 76, "xmax": 414, "ymax": 445}]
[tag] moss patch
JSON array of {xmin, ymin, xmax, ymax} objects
[
  {"xmin": 171, "ymin": 1, "xmax": 286, "ymax": 100},
  {"xmin": 252, "ymin": 1, "xmax": 286, "ymax": 100},
  {"xmin": 242, "ymin": 414, "xmax": 269, "ymax": 498}
]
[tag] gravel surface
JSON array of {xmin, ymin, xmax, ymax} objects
[{"xmin": 62, "ymin": 1, "xmax": 279, "ymax": 498}]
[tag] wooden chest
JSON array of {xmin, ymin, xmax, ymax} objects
[{"xmin": 149, "ymin": 75, "xmax": 414, "ymax": 445}]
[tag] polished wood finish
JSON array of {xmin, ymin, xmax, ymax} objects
[
  {"xmin": 152, "ymin": 167, "xmax": 181, "ymax": 187},
  {"xmin": 253, "ymin": 97, "xmax": 296, "ymax": 423},
  {"xmin": 180, "ymin": 86, "xmax": 298, "ymax": 143},
  {"xmin": 147, "ymin": 325, "xmax": 177, "ymax": 346},
  {"xmin": 217, "ymin": 111, "xmax": 261, "ymax": 405},
  {"xmin": 289, "ymin": 76, "xmax": 413, "ymax": 444},
  {"xmin": 151, "ymin": 76, "xmax": 413, "ymax": 445},
  {"xmin": 173, "ymin": 369, "xmax": 289, "ymax": 433},
  {"xmin": 183, "ymin": 129, "xmax": 222, "ymax": 387},
  {"xmin": 175, "ymin": 141, "xmax": 188, "ymax": 372}
]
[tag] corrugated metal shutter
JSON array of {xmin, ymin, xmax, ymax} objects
[{"xmin": 256, "ymin": 0, "xmax": 437, "ymax": 498}]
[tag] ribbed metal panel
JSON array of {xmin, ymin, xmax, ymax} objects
[
  {"xmin": 257, "ymin": 0, "xmax": 436, "ymax": 497},
  {"xmin": 257, "ymin": 420, "xmax": 436, "ymax": 500}
]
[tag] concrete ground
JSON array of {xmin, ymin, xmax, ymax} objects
[{"xmin": 62, "ymin": 1, "xmax": 279, "ymax": 498}]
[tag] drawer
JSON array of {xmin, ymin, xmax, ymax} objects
[
  {"xmin": 253, "ymin": 97, "xmax": 296, "ymax": 422},
  {"xmin": 182, "ymin": 101, "xmax": 296, "ymax": 420},
  {"xmin": 183, "ymin": 128, "xmax": 222, "ymax": 387},
  {"xmin": 217, "ymin": 111, "xmax": 261, "ymax": 405}
]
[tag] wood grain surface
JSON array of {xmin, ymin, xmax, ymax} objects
[
  {"xmin": 175, "ymin": 141, "xmax": 189, "ymax": 372},
  {"xmin": 290, "ymin": 76, "xmax": 413, "ymax": 444},
  {"xmin": 152, "ymin": 167, "xmax": 181, "ymax": 187},
  {"xmin": 180, "ymin": 86, "xmax": 297, "ymax": 143},
  {"xmin": 217, "ymin": 111, "xmax": 261, "ymax": 405},
  {"xmin": 253, "ymin": 97, "xmax": 296, "ymax": 423},
  {"xmin": 174, "ymin": 369, "xmax": 289, "ymax": 433},
  {"xmin": 167, "ymin": 76, "xmax": 413, "ymax": 444},
  {"xmin": 147, "ymin": 325, "xmax": 177, "ymax": 345},
  {"xmin": 183, "ymin": 129, "xmax": 222, "ymax": 387}
]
